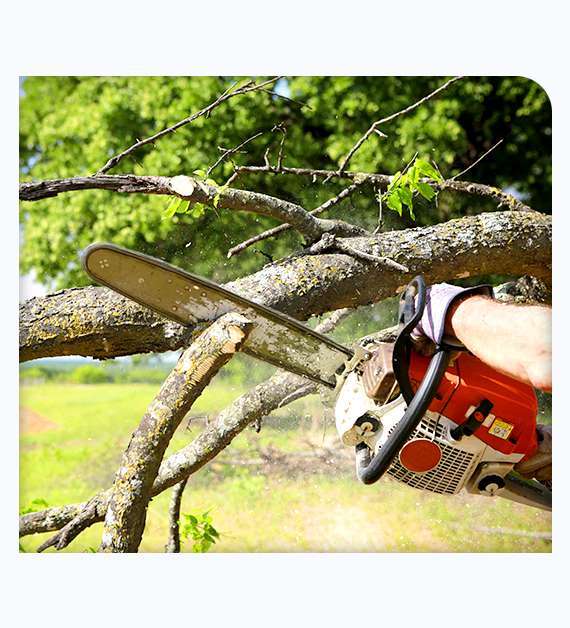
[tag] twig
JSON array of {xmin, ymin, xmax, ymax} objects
[
  {"xmin": 336, "ymin": 241, "xmax": 409, "ymax": 273},
  {"xmin": 324, "ymin": 76, "xmax": 463, "ymax": 182},
  {"xmin": 227, "ymin": 179, "xmax": 366, "ymax": 258},
  {"xmin": 308, "ymin": 233, "xmax": 409, "ymax": 273},
  {"xmin": 206, "ymin": 130, "xmax": 266, "ymax": 177},
  {"xmin": 97, "ymin": 77, "xmax": 281, "ymax": 175},
  {"xmin": 452, "ymin": 139, "xmax": 504, "ymax": 180},
  {"xmin": 276, "ymin": 125, "xmax": 287, "ymax": 170},
  {"xmin": 259, "ymin": 87, "xmax": 310, "ymax": 110}
]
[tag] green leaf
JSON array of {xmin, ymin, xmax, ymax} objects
[
  {"xmin": 387, "ymin": 171, "xmax": 402, "ymax": 192},
  {"xmin": 415, "ymin": 159, "xmax": 443, "ymax": 181},
  {"xmin": 163, "ymin": 197, "xmax": 182, "ymax": 219},
  {"xmin": 176, "ymin": 200, "xmax": 191, "ymax": 214},
  {"xmin": 408, "ymin": 163, "xmax": 420, "ymax": 186},
  {"xmin": 186, "ymin": 514, "xmax": 198, "ymax": 525},
  {"xmin": 417, "ymin": 181, "xmax": 436, "ymax": 201},
  {"xmin": 205, "ymin": 178, "xmax": 218, "ymax": 187},
  {"xmin": 190, "ymin": 203, "xmax": 206, "ymax": 219},
  {"xmin": 386, "ymin": 190, "xmax": 402, "ymax": 216},
  {"xmin": 398, "ymin": 186, "xmax": 413, "ymax": 208},
  {"xmin": 193, "ymin": 169, "xmax": 206, "ymax": 178}
]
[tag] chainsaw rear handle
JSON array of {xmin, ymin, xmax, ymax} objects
[{"xmin": 355, "ymin": 275, "xmax": 453, "ymax": 485}]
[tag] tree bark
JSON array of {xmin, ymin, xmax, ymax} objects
[
  {"xmin": 165, "ymin": 478, "xmax": 188, "ymax": 553},
  {"xmin": 99, "ymin": 312, "xmax": 252, "ymax": 553},
  {"xmin": 19, "ymin": 211, "xmax": 551, "ymax": 362}
]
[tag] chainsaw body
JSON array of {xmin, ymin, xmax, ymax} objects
[{"xmin": 335, "ymin": 276, "xmax": 551, "ymax": 511}]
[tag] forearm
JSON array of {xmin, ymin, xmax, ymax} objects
[{"xmin": 447, "ymin": 296, "xmax": 552, "ymax": 392}]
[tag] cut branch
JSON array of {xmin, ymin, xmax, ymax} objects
[
  {"xmin": 19, "ymin": 211, "xmax": 551, "ymax": 362},
  {"xmin": 98, "ymin": 312, "xmax": 252, "ymax": 553},
  {"xmin": 97, "ymin": 77, "xmax": 281, "ymax": 175}
]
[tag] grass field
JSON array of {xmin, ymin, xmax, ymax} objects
[{"xmin": 19, "ymin": 381, "xmax": 552, "ymax": 553}]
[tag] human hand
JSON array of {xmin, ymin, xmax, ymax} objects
[{"xmin": 411, "ymin": 282, "xmax": 494, "ymax": 348}]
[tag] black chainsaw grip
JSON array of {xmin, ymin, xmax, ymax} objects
[
  {"xmin": 355, "ymin": 274, "xmax": 451, "ymax": 485},
  {"xmin": 356, "ymin": 348, "xmax": 451, "ymax": 485}
]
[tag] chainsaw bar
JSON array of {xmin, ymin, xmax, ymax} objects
[{"xmin": 81, "ymin": 243, "xmax": 353, "ymax": 387}]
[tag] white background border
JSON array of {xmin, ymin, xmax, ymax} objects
[{"xmin": 3, "ymin": 1, "xmax": 566, "ymax": 626}]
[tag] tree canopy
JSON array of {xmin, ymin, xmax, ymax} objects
[{"xmin": 19, "ymin": 76, "xmax": 551, "ymax": 289}]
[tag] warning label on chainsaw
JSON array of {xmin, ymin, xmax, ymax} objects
[{"xmin": 488, "ymin": 419, "xmax": 514, "ymax": 440}]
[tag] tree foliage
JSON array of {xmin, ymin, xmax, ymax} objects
[{"xmin": 19, "ymin": 76, "xmax": 551, "ymax": 288}]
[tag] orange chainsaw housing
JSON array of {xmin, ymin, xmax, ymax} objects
[{"xmin": 408, "ymin": 351, "xmax": 538, "ymax": 461}]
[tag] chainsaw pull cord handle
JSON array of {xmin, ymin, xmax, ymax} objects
[{"xmin": 356, "ymin": 275, "xmax": 452, "ymax": 485}]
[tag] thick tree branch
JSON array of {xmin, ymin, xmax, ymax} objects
[
  {"xmin": 19, "ymin": 174, "xmax": 366, "ymax": 243},
  {"xmin": 19, "ymin": 211, "xmax": 551, "ymax": 362},
  {"xmin": 97, "ymin": 77, "xmax": 281, "ymax": 175},
  {"xmin": 98, "ymin": 312, "xmax": 252, "ymax": 553}
]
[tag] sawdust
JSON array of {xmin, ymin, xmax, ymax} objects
[{"xmin": 19, "ymin": 407, "xmax": 57, "ymax": 434}]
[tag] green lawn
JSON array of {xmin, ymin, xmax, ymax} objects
[{"xmin": 19, "ymin": 382, "xmax": 552, "ymax": 553}]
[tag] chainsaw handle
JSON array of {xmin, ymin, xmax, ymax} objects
[
  {"xmin": 399, "ymin": 275, "xmax": 426, "ymax": 328},
  {"xmin": 356, "ymin": 348, "xmax": 451, "ymax": 485},
  {"xmin": 356, "ymin": 274, "xmax": 452, "ymax": 485}
]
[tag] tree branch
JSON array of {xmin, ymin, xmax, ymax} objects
[
  {"xmin": 227, "ymin": 179, "xmax": 367, "ymax": 258},
  {"xmin": 21, "ymin": 308, "xmax": 354, "ymax": 548},
  {"xmin": 19, "ymin": 211, "xmax": 551, "ymax": 362},
  {"xmin": 165, "ymin": 478, "xmax": 188, "ymax": 553},
  {"xmin": 233, "ymin": 165, "xmax": 534, "ymax": 212},
  {"xmin": 97, "ymin": 77, "xmax": 281, "ymax": 175},
  {"xmin": 19, "ymin": 174, "xmax": 367, "ymax": 243},
  {"xmin": 98, "ymin": 312, "xmax": 252, "ymax": 552},
  {"xmin": 326, "ymin": 76, "xmax": 463, "ymax": 181}
]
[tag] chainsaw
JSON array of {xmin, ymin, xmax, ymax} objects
[
  {"xmin": 335, "ymin": 275, "xmax": 551, "ymax": 511},
  {"xmin": 82, "ymin": 243, "xmax": 552, "ymax": 511}
]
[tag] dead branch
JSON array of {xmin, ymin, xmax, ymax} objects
[
  {"xmin": 97, "ymin": 77, "xmax": 281, "ymax": 175},
  {"xmin": 98, "ymin": 312, "xmax": 252, "ymax": 552},
  {"xmin": 19, "ymin": 211, "xmax": 552, "ymax": 362},
  {"xmin": 326, "ymin": 76, "xmax": 463, "ymax": 181},
  {"xmin": 165, "ymin": 478, "xmax": 188, "ymax": 553}
]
